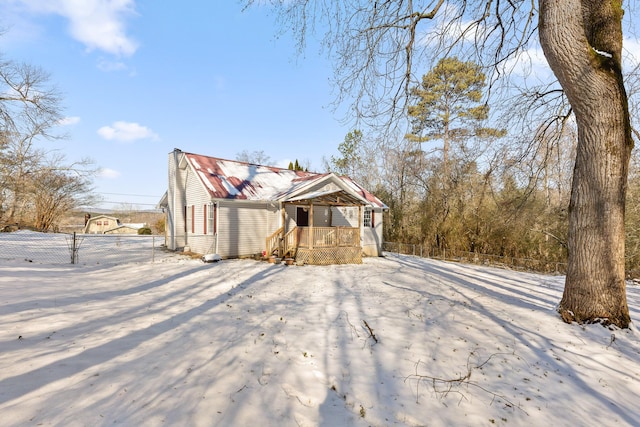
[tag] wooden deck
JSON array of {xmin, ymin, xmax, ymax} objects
[{"xmin": 265, "ymin": 226, "xmax": 362, "ymax": 265}]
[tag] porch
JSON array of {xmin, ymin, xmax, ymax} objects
[{"xmin": 266, "ymin": 226, "xmax": 362, "ymax": 265}]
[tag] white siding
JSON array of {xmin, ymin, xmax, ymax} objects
[
  {"xmin": 180, "ymin": 162, "xmax": 208, "ymax": 253},
  {"xmin": 361, "ymin": 207, "xmax": 384, "ymax": 256},
  {"xmin": 217, "ymin": 201, "xmax": 272, "ymax": 258},
  {"xmin": 331, "ymin": 206, "xmax": 359, "ymax": 227},
  {"xmin": 313, "ymin": 206, "xmax": 331, "ymax": 226},
  {"xmin": 167, "ymin": 151, "xmax": 216, "ymax": 254},
  {"xmin": 266, "ymin": 203, "xmax": 281, "ymax": 236},
  {"xmin": 285, "ymin": 204, "xmax": 297, "ymax": 232}
]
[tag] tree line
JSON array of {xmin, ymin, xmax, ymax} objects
[
  {"xmin": 327, "ymin": 58, "xmax": 566, "ymax": 263},
  {"xmin": 328, "ymin": 54, "xmax": 640, "ymax": 282}
]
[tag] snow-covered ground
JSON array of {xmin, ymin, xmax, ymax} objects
[{"xmin": 1, "ymin": 247, "xmax": 639, "ymax": 426}]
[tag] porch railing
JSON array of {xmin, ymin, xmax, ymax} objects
[
  {"xmin": 282, "ymin": 226, "xmax": 360, "ymax": 256},
  {"xmin": 265, "ymin": 226, "xmax": 284, "ymax": 256}
]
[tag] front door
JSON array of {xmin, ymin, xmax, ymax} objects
[{"xmin": 296, "ymin": 207, "xmax": 309, "ymax": 226}]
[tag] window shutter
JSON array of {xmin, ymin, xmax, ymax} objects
[
  {"xmin": 214, "ymin": 203, "xmax": 218, "ymax": 234},
  {"xmin": 184, "ymin": 206, "xmax": 187, "ymax": 232},
  {"xmin": 203, "ymin": 204, "xmax": 207, "ymax": 234}
]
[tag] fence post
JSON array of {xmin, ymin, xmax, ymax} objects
[
  {"xmin": 152, "ymin": 236, "xmax": 155, "ymax": 263},
  {"xmin": 71, "ymin": 232, "xmax": 77, "ymax": 264}
]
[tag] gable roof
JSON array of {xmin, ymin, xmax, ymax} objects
[
  {"xmin": 180, "ymin": 151, "xmax": 387, "ymax": 208},
  {"xmin": 84, "ymin": 214, "xmax": 121, "ymax": 225}
]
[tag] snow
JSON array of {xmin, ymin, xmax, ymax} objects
[
  {"xmin": 592, "ymin": 47, "xmax": 613, "ymax": 58},
  {"xmin": 215, "ymin": 159, "xmax": 297, "ymax": 200},
  {"xmin": 1, "ymin": 248, "xmax": 639, "ymax": 426}
]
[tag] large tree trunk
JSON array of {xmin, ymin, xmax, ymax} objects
[{"xmin": 539, "ymin": 0, "xmax": 632, "ymax": 327}]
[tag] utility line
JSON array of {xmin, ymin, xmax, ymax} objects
[{"xmin": 96, "ymin": 192, "xmax": 161, "ymax": 198}]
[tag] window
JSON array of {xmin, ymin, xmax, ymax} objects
[
  {"xmin": 185, "ymin": 205, "xmax": 193, "ymax": 233},
  {"xmin": 207, "ymin": 203, "xmax": 217, "ymax": 234},
  {"xmin": 363, "ymin": 208, "xmax": 374, "ymax": 228},
  {"xmin": 191, "ymin": 205, "xmax": 195, "ymax": 233}
]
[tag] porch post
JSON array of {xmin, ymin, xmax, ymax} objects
[
  {"xmin": 358, "ymin": 205, "xmax": 363, "ymax": 249},
  {"xmin": 280, "ymin": 201, "xmax": 286, "ymax": 257},
  {"xmin": 309, "ymin": 203, "xmax": 314, "ymax": 250},
  {"xmin": 281, "ymin": 202, "xmax": 286, "ymax": 231}
]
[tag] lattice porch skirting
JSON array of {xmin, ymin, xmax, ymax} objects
[{"xmin": 295, "ymin": 247, "xmax": 362, "ymax": 265}]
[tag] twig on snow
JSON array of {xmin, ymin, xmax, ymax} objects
[
  {"xmin": 339, "ymin": 310, "xmax": 360, "ymax": 341},
  {"xmin": 362, "ymin": 320, "xmax": 378, "ymax": 343},
  {"xmin": 404, "ymin": 352, "xmax": 528, "ymax": 415}
]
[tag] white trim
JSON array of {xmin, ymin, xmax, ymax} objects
[{"xmin": 279, "ymin": 173, "xmax": 371, "ymax": 205}]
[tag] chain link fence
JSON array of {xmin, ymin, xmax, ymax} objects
[
  {"xmin": 383, "ymin": 241, "xmax": 568, "ymax": 275},
  {"xmin": 0, "ymin": 230, "xmax": 168, "ymax": 265}
]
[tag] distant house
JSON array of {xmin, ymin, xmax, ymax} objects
[
  {"xmin": 83, "ymin": 215, "xmax": 142, "ymax": 234},
  {"xmin": 158, "ymin": 149, "xmax": 388, "ymax": 265}
]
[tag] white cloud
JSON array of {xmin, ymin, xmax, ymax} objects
[
  {"xmin": 97, "ymin": 59, "xmax": 128, "ymax": 72},
  {"xmin": 418, "ymin": 4, "xmax": 475, "ymax": 49},
  {"xmin": 97, "ymin": 121, "xmax": 159, "ymax": 142},
  {"xmin": 502, "ymin": 45, "xmax": 553, "ymax": 81},
  {"xmin": 16, "ymin": 0, "xmax": 139, "ymax": 57},
  {"xmin": 57, "ymin": 116, "xmax": 81, "ymax": 126},
  {"xmin": 98, "ymin": 167, "xmax": 121, "ymax": 179}
]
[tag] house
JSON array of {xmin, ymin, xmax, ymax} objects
[
  {"xmin": 158, "ymin": 149, "xmax": 388, "ymax": 265},
  {"xmin": 83, "ymin": 214, "xmax": 122, "ymax": 234},
  {"xmin": 83, "ymin": 214, "xmax": 143, "ymax": 234}
]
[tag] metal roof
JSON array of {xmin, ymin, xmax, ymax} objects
[{"xmin": 181, "ymin": 151, "xmax": 387, "ymax": 208}]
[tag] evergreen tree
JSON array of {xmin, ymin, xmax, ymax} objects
[
  {"xmin": 407, "ymin": 57, "xmax": 504, "ymax": 174},
  {"xmin": 329, "ymin": 130, "xmax": 363, "ymax": 177},
  {"xmin": 288, "ymin": 159, "xmax": 305, "ymax": 171}
]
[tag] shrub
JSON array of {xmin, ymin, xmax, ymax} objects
[
  {"xmin": 154, "ymin": 218, "xmax": 165, "ymax": 234},
  {"xmin": 138, "ymin": 227, "xmax": 152, "ymax": 235}
]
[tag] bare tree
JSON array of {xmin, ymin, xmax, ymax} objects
[
  {"xmin": 0, "ymin": 55, "xmax": 96, "ymax": 231},
  {"xmin": 235, "ymin": 149, "xmax": 273, "ymax": 165},
  {"xmin": 31, "ymin": 155, "xmax": 97, "ymax": 231},
  {"xmin": 0, "ymin": 60, "xmax": 62, "ymax": 139},
  {"xmin": 245, "ymin": 0, "xmax": 635, "ymax": 327},
  {"xmin": 0, "ymin": 60, "xmax": 64, "ymax": 224}
]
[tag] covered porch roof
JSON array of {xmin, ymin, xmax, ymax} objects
[{"xmin": 283, "ymin": 188, "xmax": 367, "ymax": 207}]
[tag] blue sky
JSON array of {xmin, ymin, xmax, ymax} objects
[
  {"xmin": 0, "ymin": 1, "xmax": 348, "ymax": 210},
  {"xmin": 1, "ymin": 1, "xmax": 639, "ymax": 211}
]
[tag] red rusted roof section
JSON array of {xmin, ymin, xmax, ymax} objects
[
  {"xmin": 182, "ymin": 152, "xmax": 387, "ymax": 208},
  {"xmin": 340, "ymin": 176, "xmax": 386, "ymax": 207}
]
